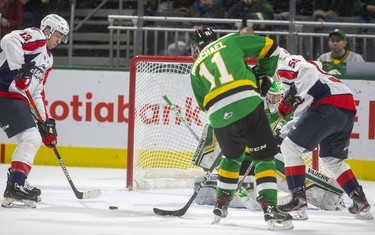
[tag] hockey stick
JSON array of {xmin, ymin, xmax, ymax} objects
[
  {"xmin": 162, "ymin": 95, "xmax": 200, "ymax": 140},
  {"xmin": 153, "ymin": 95, "xmax": 223, "ymax": 216},
  {"xmin": 25, "ymin": 90, "xmax": 101, "ymax": 199}
]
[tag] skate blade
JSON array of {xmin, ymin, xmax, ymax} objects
[
  {"xmin": 354, "ymin": 211, "xmax": 374, "ymax": 220},
  {"xmin": 212, "ymin": 215, "xmax": 222, "ymax": 224},
  {"xmin": 1, "ymin": 197, "xmax": 36, "ymax": 208},
  {"xmin": 291, "ymin": 210, "xmax": 308, "ymax": 220},
  {"xmin": 267, "ymin": 219, "xmax": 294, "ymax": 231}
]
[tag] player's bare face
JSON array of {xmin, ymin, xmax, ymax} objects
[
  {"xmin": 47, "ymin": 31, "xmax": 65, "ymax": 49},
  {"xmin": 328, "ymin": 35, "xmax": 347, "ymax": 54}
]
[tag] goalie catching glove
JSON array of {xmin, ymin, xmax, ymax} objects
[
  {"xmin": 37, "ymin": 118, "xmax": 58, "ymax": 148},
  {"xmin": 14, "ymin": 62, "xmax": 41, "ymax": 90}
]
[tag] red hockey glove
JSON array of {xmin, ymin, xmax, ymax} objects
[
  {"xmin": 38, "ymin": 118, "xmax": 58, "ymax": 148},
  {"xmin": 278, "ymin": 97, "xmax": 294, "ymax": 119},
  {"xmin": 14, "ymin": 62, "xmax": 40, "ymax": 90},
  {"xmin": 42, "ymin": 134, "xmax": 57, "ymax": 149}
]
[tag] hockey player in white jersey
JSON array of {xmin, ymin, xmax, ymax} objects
[
  {"xmin": 275, "ymin": 48, "xmax": 373, "ymax": 220},
  {"xmin": 0, "ymin": 14, "xmax": 69, "ymax": 208}
]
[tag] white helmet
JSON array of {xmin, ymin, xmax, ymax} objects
[
  {"xmin": 273, "ymin": 47, "xmax": 291, "ymax": 82},
  {"xmin": 278, "ymin": 47, "xmax": 290, "ymax": 63},
  {"xmin": 40, "ymin": 14, "xmax": 69, "ymax": 43}
]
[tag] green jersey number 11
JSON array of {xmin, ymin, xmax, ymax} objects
[{"xmin": 198, "ymin": 52, "xmax": 234, "ymax": 90}]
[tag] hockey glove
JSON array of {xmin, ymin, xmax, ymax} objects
[
  {"xmin": 14, "ymin": 62, "xmax": 40, "ymax": 90},
  {"xmin": 274, "ymin": 128, "xmax": 284, "ymax": 153},
  {"xmin": 278, "ymin": 83, "xmax": 303, "ymax": 118},
  {"xmin": 255, "ymin": 74, "xmax": 272, "ymax": 97},
  {"xmin": 278, "ymin": 97, "xmax": 295, "ymax": 119},
  {"xmin": 38, "ymin": 118, "xmax": 58, "ymax": 148}
]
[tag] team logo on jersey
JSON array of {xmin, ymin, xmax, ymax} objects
[
  {"xmin": 224, "ymin": 112, "xmax": 233, "ymax": 120},
  {"xmin": 31, "ymin": 64, "xmax": 46, "ymax": 83}
]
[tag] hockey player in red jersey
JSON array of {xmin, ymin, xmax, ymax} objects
[
  {"xmin": 275, "ymin": 48, "xmax": 373, "ymax": 220},
  {"xmin": 0, "ymin": 14, "xmax": 69, "ymax": 208}
]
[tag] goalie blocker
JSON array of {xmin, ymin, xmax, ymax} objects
[{"xmin": 192, "ymin": 124, "xmax": 345, "ymax": 211}]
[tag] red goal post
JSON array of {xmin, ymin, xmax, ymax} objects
[{"xmin": 126, "ymin": 55, "xmax": 320, "ymax": 190}]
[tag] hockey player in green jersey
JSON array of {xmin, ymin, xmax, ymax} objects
[
  {"xmin": 190, "ymin": 28, "xmax": 293, "ymax": 230},
  {"xmin": 193, "ymin": 80, "xmax": 345, "ymax": 213}
]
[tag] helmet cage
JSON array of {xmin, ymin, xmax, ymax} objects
[{"xmin": 265, "ymin": 81, "xmax": 283, "ymax": 114}]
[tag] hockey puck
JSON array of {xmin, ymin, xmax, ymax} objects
[{"xmin": 109, "ymin": 206, "xmax": 118, "ymax": 210}]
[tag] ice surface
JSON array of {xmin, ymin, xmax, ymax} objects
[{"xmin": 0, "ymin": 164, "xmax": 374, "ymax": 235}]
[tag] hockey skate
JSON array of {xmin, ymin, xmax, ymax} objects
[
  {"xmin": 24, "ymin": 181, "xmax": 42, "ymax": 202},
  {"xmin": 212, "ymin": 190, "xmax": 231, "ymax": 224},
  {"xmin": 2, "ymin": 183, "xmax": 39, "ymax": 208},
  {"xmin": 7, "ymin": 168, "xmax": 41, "ymax": 202},
  {"xmin": 278, "ymin": 189, "xmax": 308, "ymax": 220},
  {"xmin": 257, "ymin": 195, "xmax": 294, "ymax": 231},
  {"xmin": 348, "ymin": 185, "xmax": 373, "ymax": 220}
]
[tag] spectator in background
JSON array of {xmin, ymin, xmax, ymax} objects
[
  {"xmin": 317, "ymin": 29, "xmax": 365, "ymax": 75},
  {"xmin": 0, "ymin": 0, "xmax": 24, "ymax": 38},
  {"xmin": 296, "ymin": 0, "xmax": 355, "ymax": 22},
  {"xmin": 165, "ymin": 0, "xmax": 194, "ymax": 13},
  {"xmin": 227, "ymin": 0, "xmax": 274, "ymax": 30},
  {"xmin": 187, "ymin": 0, "xmax": 228, "ymax": 29},
  {"xmin": 269, "ymin": 0, "xmax": 289, "ymax": 20},
  {"xmin": 312, "ymin": 0, "xmax": 338, "ymax": 22},
  {"xmin": 354, "ymin": 0, "xmax": 375, "ymax": 22},
  {"xmin": 296, "ymin": 0, "xmax": 313, "ymax": 16},
  {"xmin": 239, "ymin": 26, "xmax": 254, "ymax": 35},
  {"xmin": 21, "ymin": 0, "xmax": 45, "ymax": 28}
]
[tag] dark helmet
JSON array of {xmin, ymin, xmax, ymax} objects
[{"xmin": 191, "ymin": 28, "xmax": 217, "ymax": 57}]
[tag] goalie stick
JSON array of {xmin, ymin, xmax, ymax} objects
[
  {"xmin": 25, "ymin": 90, "xmax": 101, "ymax": 200},
  {"xmin": 153, "ymin": 95, "xmax": 223, "ymax": 216}
]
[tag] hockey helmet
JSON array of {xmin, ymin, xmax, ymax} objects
[
  {"xmin": 40, "ymin": 14, "xmax": 70, "ymax": 43},
  {"xmin": 278, "ymin": 47, "xmax": 290, "ymax": 64},
  {"xmin": 273, "ymin": 47, "xmax": 290, "ymax": 82},
  {"xmin": 191, "ymin": 28, "xmax": 217, "ymax": 58},
  {"xmin": 266, "ymin": 80, "xmax": 284, "ymax": 114}
]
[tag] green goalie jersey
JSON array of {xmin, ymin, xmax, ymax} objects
[{"xmin": 190, "ymin": 33, "xmax": 279, "ymax": 128}]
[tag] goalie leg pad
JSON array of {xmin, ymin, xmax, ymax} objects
[
  {"xmin": 305, "ymin": 167, "xmax": 345, "ymax": 211},
  {"xmin": 195, "ymin": 174, "xmax": 260, "ymax": 210}
]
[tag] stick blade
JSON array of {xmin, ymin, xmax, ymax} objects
[
  {"xmin": 153, "ymin": 206, "xmax": 187, "ymax": 217},
  {"xmin": 81, "ymin": 189, "xmax": 102, "ymax": 199}
]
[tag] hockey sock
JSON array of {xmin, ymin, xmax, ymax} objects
[
  {"xmin": 216, "ymin": 152, "xmax": 246, "ymax": 201},
  {"xmin": 253, "ymin": 157, "xmax": 278, "ymax": 205},
  {"xmin": 336, "ymin": 169, "xmax": 359, "ymax": 197},
  {"xmin": 8, "ymin": 161, "xmax": 30, "ymax": 185}
]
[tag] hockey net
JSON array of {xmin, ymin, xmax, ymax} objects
[{"xmin": 127, "ymin": 55, "xmax": 323, "ymax": 190}]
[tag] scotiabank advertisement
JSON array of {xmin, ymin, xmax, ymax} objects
[
  {"xmin": 0, "ymin": 69, "xmax": 129, "ymax": 148},
  {"xmin": 0, "ymin": 69, "xmax": 374, "ymax": 162}
]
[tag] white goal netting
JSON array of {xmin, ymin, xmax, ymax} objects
[
  {"xmin": 127, "ymin": 56, "xmax": 325, "ymax": 190},
  {"xmin": 127, "ymin": 56, "xmax": 207, "ymax": 190}
]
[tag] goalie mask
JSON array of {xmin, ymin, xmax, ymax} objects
[
  {"xmin": 191, "ymin": 28, "xmax": 217, "ymax": 59},
  {"xmin": 40, "ymin": 14, "xmax": 70, "ymax": 43},
  {"xmin": 266, "ymin": 80, "xmax": 283, "ymax": 114}
]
